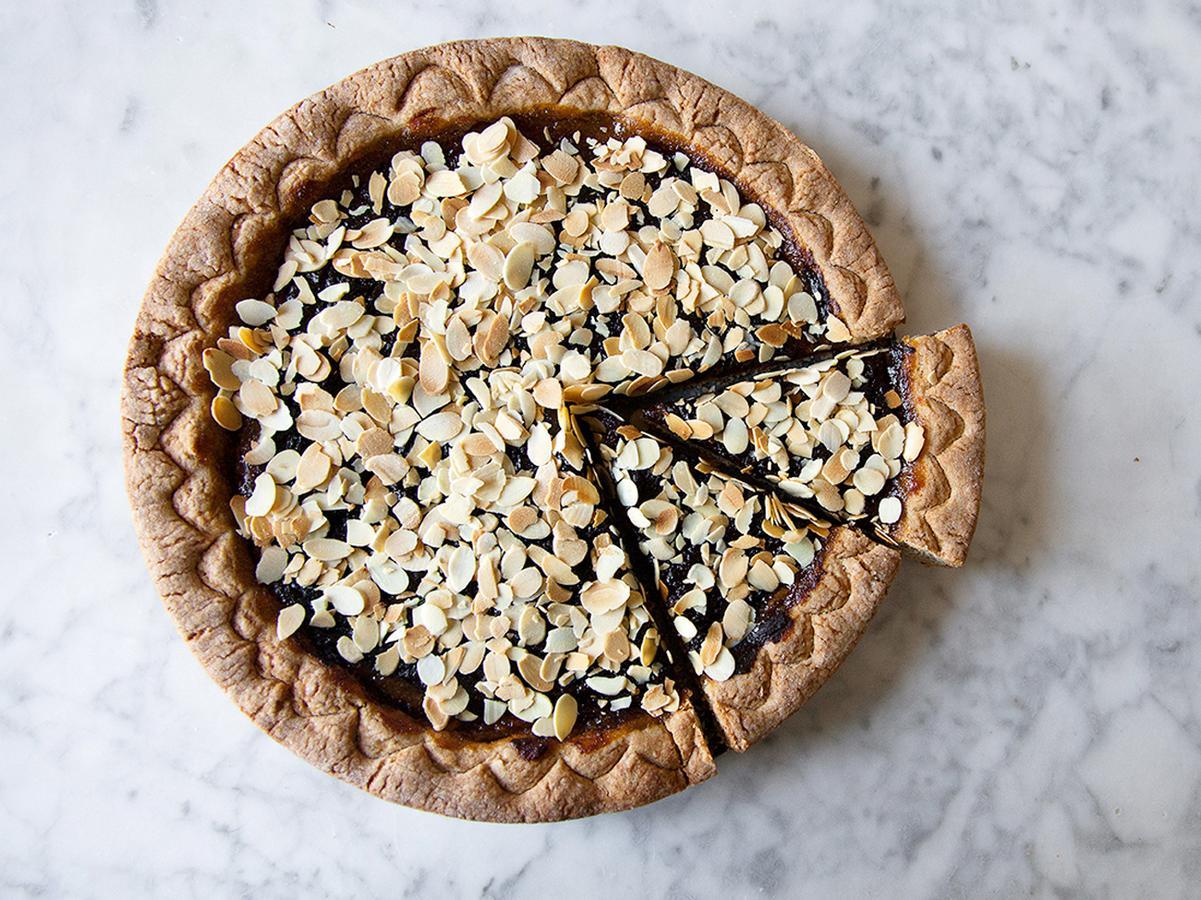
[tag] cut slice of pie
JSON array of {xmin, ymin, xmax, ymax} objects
[
  {"xmin": 632, "ymin": 325, "xmax": 984, "ymax": 565},
  {"xmin": 584, "ymin": 411, "xmax": 900, "ymax": 752}
]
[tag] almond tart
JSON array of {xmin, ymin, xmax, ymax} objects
[{"xmin": 121, "ymin": 37, "xmax": 983, "ymax": 821}]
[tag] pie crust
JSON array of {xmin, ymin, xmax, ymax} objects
[
  {"xmin": 886, "ymin": 324, "xmax": 985, "ymax": 566},
  {"xmin": 121, "ymin": 37, "xmax": 970, "ymax": 820},
  {"xmin": 703, "ymin": 528, "xmax": 900, "ymax": 752}
]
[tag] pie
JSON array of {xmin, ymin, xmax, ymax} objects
[{"xmin": 121, "ymin": 37, "xmax": 985, "ymax": 822}]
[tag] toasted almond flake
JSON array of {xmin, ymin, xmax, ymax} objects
[
  {"xmin": 403, "ymin": 624, "xmax": 435, "ymax": 658},
  {"xmin": 476, "ymin": 118, "xmax": 511, "ymax": 154},
  {"xmin": 559, "ymin": 350, "xmax": 592, "ymax": 384},
  {"xmin": 722, "ymin": 417, "xmax": 749, "ymax": 455},
  {"xmin": 202, "ymin": 348, "xmax": 241, "ymax": 390},
  {"xmin": 294, "ymin": 445, "xmax": 331, "ymax": 493},
  {"xmin": 417, "ymin": 601, "xmax": 451, "ymax": 636},
  {"xmin": 586, "ymin": 675, "xmax": 626, "ymax": 696},
  {"xmin": 419, "ymin": 341, "xmax": 450, "ymax": 395},
  {"xmin": 718, "ymin": 547, "xmax": 749, "ymax": 590},
  {"xmin": 478, "ymin": 313, "xmax": 510, "ymax": 365},
  {"xmin": 352, "ymin": 217, "xmax": 393, "ymax": 249},
  {"xmin": 423, "ymin": 695, "xmax": 449, "ymax": 730},
  {"xmin": 305, "ymin": 538, "xmax": 352, "ymax": 563},
  {"xmin": 244, "ymin": 473, "xmax": 277, "ymax": 517},
  {"xmin": 823, "ymin": 370, "xmax": 852, "ymax": 402},
  {"xmin": 416, "ymin": 411, "xmax": 464, "ymax": 442},
  {"xmin": 722, "ymin": 598, "xmax": 753, "ymax": 643},
  {"xmin": 256, "ymin": 546, "xmax": 288, "ymax": 583},
  {"xmin": 622, "ymin": 348, "xmax": 664, "ymax": 377},
  {"xmin": 426, "ymin": 169, "xmax": 468, "ymax": 197},
  {"xmin": 237, "ymin": 379, "xmax": 276, "ymax": 419},
  {"xmin": 877, "ymin": 422, "xmax": 905, "ymax": 459},
  {"xmin": 539, "ymin": 150, "xmax": 578, "ymax": 187},
  {"xmin": 337, "ymin": 636, "xmax": 364, "ymax": 664},
  {"xmin": 699, "ymin": 622, "xmax": 724, "ymax": 666},
  {"xmin": 295, "ymin": 409, "xmax": 340, "ymax": 442},
  {"xmin": 599, "ymin": 201, "xmax": 629, "ymax": 232},
  {"xmin": 532, "ymin": 378, "xmax": 562, "ymax": 408},
  {"xmin": 311, "ymin": 198, "xmax": 340, "ymax": 222},
  {"xmin": 353, "ymin": 616, "xmax": 380, "ymax": 653},
  {"xmin": 700, "ymin": 219, "xmax": 735, "ymax": 249},
  {"xmin": 562, "ymin": 207, "xmax": 589, "ymax": 237},
  {"xmin": 447, "ymin": 544, "xmax": 476, "ymax": 593},
  {"xmin": 211, "ymin": 395, "xmax": 242, "ymax": 431},
  {"xmin": 878, "ymin": 496, "xmax": 903, "ymax": 525},
  {"xmin": 388, "ymin": 172, "xmax": 421, "ymax": 206},
  {"xmin": 503, "ymin": 241, "xmax": 537, "ymax": 291},
  {"xmin": 852, "ymin": 467, "xmax": 887, "ymax": 496},
  {"xmin": 552, "ymin": 693, "xmax": 578, "ymax": 740},
  {"xmin": 664, "ymin": 413, "xmax": 692, "ymax": 439},
  {"xmin": 276, "ymin": 604, "xmax": 305, "ymax": 640},
  {"xmin": 324, "ymin": 584, "xmax": 364, "ymax": 615},
  {"xmin": 747, "ymin": 559, "xmax": 780, "ymax": 592},
  {"xmin": 704, "ymin": 646, "xmax": 736, "ymax": 682},
  {"xmin": 643, "ymin": 243, "xmax": 676, "ymax": 291},
  {"xmin": 375, "ymin": 645, "xmax": 401, "ymax": 676},
  {"xmin": 826, "ymin": 316, "xmax": 852, "ymax": 343},
  {"xmin": 445, "ymin": 317, "xmax": 473, "ymax": 361},
  {"xmin": 236, "ymin": 299, "xmax": 276, "ymax": 327},
  {"xmin": 903, "ymin": 422, "xmax": 926, "ymax": 462},
  {"xmin": 417, "ymin": 654, "xmax": 445, "ymax": 686}
]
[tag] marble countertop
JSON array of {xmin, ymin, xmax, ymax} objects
[{"xmin": 5, "ymin": 1, "xmax": 1201, "ymax": 896}]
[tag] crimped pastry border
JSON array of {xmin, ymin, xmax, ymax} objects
[
  {"xmin": 888, "ymin": 324, "xmax": 986, "ymax": 567},
  {"xmin": 121, "ymin": 37, "xmax": 911, "ymax": 819},
  {"xmin": 703, "ymin": 528, "xmax": 901, "ymax": 752}
]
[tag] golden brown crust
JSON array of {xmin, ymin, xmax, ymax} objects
[
  {"xmin": 121, "ymin": 37, "xmax": 911, "ymax": 818},
  {"xmin": 887, "ymin": 324, "xmax": 986, "ymax": 567},
  {"xmin": 702, "ymin": 528, "xmax": 900, "ymax": 752}
]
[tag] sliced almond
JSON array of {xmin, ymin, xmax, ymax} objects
[
  {"xmin": 276, "ymin": 604, "xmax": 305, "ymax": 640},
  {"xmin": 419, "ymin": 342, "xmax": 449, "ymax": 394},
  {"xmin": 552, "ymin": 693, "xmax": 578, "ymax": 740},
  {"xmin": 503, "ymin": 242, "xmax": 537, "ymax": 291},
  {"xmin": 211, "ymin": 395, "xmax": 242, "ymax": 431},
  {"xmin": 643, "ymin": 243, "xmax": 676, "ymax": 292}
]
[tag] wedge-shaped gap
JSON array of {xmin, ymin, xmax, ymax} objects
[{"xmin": 576, "ymin": 410, "xmax": 730, "ymax": 756}]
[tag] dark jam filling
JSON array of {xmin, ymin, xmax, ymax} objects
[
  {"xmin": 235, "ymin": 420, "xmax": 656, "ymax": 742},
  {"xmin": 231, "ymin": 112, "xmax": 840, "ymax": 741},
  {"xmin": 651, "ymin": 504, "xmax": 827, "ymax": 675},
  {"xmin": 633, "ymin": 341, "xmax": 916, "ymax": 524},
  {"xmin": 583, "ymin": 411, "xmax": 829, "ymax": 678}
]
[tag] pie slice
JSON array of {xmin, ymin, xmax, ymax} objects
[
  {"xmin": 632, "ymin": 325, "xmax": 984, "ymax": 565},
  {"xmin": 584, "ymin": 411, "xmax": 900, "ymax": 751}
]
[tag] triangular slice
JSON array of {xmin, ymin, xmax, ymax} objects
[
  {"xmin": 632, "ymin": 324, "xmax": 984, "ymax": 565},
  {"xmin": 586, "ymin": 412, "xmax": 900, "ymax": 752}
]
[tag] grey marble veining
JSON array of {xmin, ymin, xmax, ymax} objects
[{"xmin": 4, "ymin": 1, "xmax": 1201, "ymax": 897}]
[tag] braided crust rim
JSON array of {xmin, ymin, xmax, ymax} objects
[
  {"xmin": 702, "ymin": 528, "xmax": 900, "ymax": 752},
  {"xmin": 121, "ymin": 37, "xmax": 908, "ymax": 819},
  {"xmin": 889, "ymin": 324, "xmax": 986, "ymax": 567}
]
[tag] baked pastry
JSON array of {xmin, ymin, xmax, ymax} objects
[
  {"xmin": 585, "ymin": 411, "xmax": 900, "ymax": 751},
  {"xmin": 630, "ymin": 325, "xmax": 984, "ymax": 565},
  {"xmin": 121, "ymin": 37, "xmax": 984, "ymax": 821}
]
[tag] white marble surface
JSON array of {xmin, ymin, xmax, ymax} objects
[{"xmin": 5, "ymin": 1, "xmax": 1201, "ymax": 896}]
